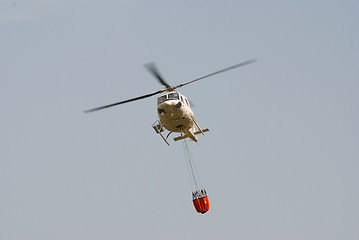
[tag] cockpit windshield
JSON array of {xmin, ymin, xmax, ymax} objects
[
  {"xmin": 168, "ymin": 93, "xmax": 179, "ymax": 100},
  {"xmin": 157, "ymin": 95, "xmax": 167, "ymax": 104},
  {"xmin": 157, "ymin": 92, "xmax": 179, "ymax": 104}
]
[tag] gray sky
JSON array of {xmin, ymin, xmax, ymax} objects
[{"xmin": 1, "ymin": 1, "xmax": 359, "ymax": 239}]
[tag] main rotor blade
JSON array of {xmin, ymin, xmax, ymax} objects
[
  {"xmin": 84, "ymin": 90, "xmax": 164, "ymax": 113},
  {"xmin": 175, "ymin": 59, "xmax": 257, "ymax": 88},
  {"xmin": 145, "ymin": 62, "xmax": 171, "ymax": 88}
]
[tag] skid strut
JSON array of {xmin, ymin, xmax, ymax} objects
[
  {"xmin": 152, "ymin": 121, "xmax": 170, "ymax": 145},
  {"xmin": 191, "ymin": 115, "xmax": 205, "ymax": 135}
]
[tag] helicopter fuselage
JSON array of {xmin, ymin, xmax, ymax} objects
[
  {"xmin": 157, "ymin": 91, "xmax": 194, "ymax": 133},
  {"xmin": 153, "ymin": 90, "xmax": 210, "ymax": 144}
]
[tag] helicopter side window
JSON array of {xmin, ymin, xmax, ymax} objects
[
  {"xmin": 168, "ymin": 93, "xmax": 179, "ymax": 100},
  {"xmin": 185, "ymin": 98, "xmax": 190, "ymax": 106}
]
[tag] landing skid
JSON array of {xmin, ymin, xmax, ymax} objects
[
  {"xmin": 173, "ymin": 128, "xmax": 210, "ymax": 142},
  {"xmin": 152, "ymin": 119, "xmax": 209, "ymax": 145}
]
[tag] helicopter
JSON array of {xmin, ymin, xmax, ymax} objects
[{"xmin": 84, "ymin": 59, "xmax": 257, "ymax": 145}]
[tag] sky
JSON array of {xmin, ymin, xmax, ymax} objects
[{"xmin": 1, "ymin": 0, "xmax": 359, "ymax": 239}]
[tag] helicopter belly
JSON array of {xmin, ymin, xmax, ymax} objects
[{"xmin": 157, "ymin": 101, "xmax": 194, "ymax": 132}]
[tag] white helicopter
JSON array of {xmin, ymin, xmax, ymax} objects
[{"xmin": 84, "ymin": 59, "xmax": 257, "ymax": 145}]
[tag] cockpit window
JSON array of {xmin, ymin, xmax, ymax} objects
[
  {"xmin": 157, "ymin": 95, "xmax": 167, "ymax": 104},
  {"xmin": 168, "ymin": 93, "xmax": 179, "ymax": 100},
  {"xmin": 157, "ymin": 93, "xmax": 180, "ymax": 104}
]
